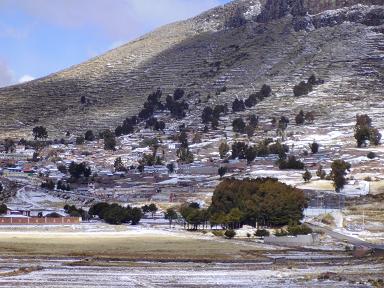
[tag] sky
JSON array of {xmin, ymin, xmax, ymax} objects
[{"xmin": 0, "ymin": 0, "xmax": 230, "ymax": 88}]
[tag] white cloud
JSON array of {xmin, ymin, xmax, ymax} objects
[
  {"xmin": 0, "ymin": 58, "xmax": 13, "ymax": 88},
  {"xmin": 18, "ymin": 74, "xmax": 35, "ymax": 83},
  {"xmin": 2, "ymin": 0, "xmax": 222, "ymax": 40}
]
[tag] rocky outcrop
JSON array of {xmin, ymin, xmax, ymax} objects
[{"xmin": 293, "ymin": 5, "xmax": 384, "ymax": 31}]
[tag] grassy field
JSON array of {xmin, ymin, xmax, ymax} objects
[{"xmin": 0, "ymin": 230, "xmax": 267, "ymax": 261}]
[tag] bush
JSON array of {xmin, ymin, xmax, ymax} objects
[
  {"xmin": 212, "ymin": 230, "xmax": 225, "ymax": 237},
  {"xmin": 275, "ymin": 229, "xmax": 289, "ymax": 237},
  {"xmin": 255, "ymin": 229, "xmax": 270, "ymax": 238},
  {"xmin": 321, "ymin": 213, "xmax": 334, "ymax": 225},
  {"xmin": 287, "ymin": 224, "xmax": 312, "ymax": 236},
  {"xmin": 224, "ymin": 229, "xmax": 236, "ymax": 239},
  {"xmin": 367, "ymin": 152, "xmax": 377, "ymax": 159}
]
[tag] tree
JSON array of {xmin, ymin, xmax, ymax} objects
[
  {"xmin": 141, "ymin": 204, "xmax": 150, "ymax": 214},
  {"xmin": 354, "ymin": 114, "xmax": 381, "ymax": 147},
  {"xmin": 177, "ymin": 147, "xmax": 194, "ymax": 164},
  {"xmin": 232, "ymin": 118, "xmax": 246, "ymax": 134},
  {"xmin": 303, "ymin": 169, "xmax": 312, "ymax": 182},
  {"xmin": 103, "ymin": 129, "xmax": 116, "ymax": 151},
  {"xmin": 114, "ymin": 157, "xmax": 125, "ymax": 172},
  {"xmin": 165, "ymin": 208, "xmax": 178, "ymax": 227},
  {"xmin": 219, "ymin": 142, "xmax": 230, "ymax": 159},
  {"xmin": 68, "ymin": 162, "xmax": 91, "ymax": 179},
  {"xmin": 218, "ymin": 167, "xmax": 227, "ymax": 179},
  {"xmin": 84, "ymin": 130, "xmax": 95, "ymax": 141},
  {"xmin": 316, "ymin": 165, "xmax": 326, "ymax": 180},
  {"xmin": 131, "ymin": 207, "xmax": 143, "ymax": 225},
  {"xmin": 232, "ymin": 99, "xmax": 245, "ymax": 112},
  {"xmin": 148, "ymin": 203, "xmax": 158, "ymax": 219},
  {"xmin": 167, "ymin": 163, "xmax": 175, "ymax": 174},
  {"xmin": 173, "ymin": 88, "xmax": 185, "ymax": 100},
  {"xmin": 32, "ymin": 126, "xmax": 48, "ymax": 140},
  {"xmin": 331, "ymin": 160, "xmax": 351, "ymax": 192},
  {"xmin": 369, "ymin": 128, "xmax": 382, "ymax": 146},
  {"xmin": 305, "ymin": 111, "xmax": 315, "ymax": 124},
  {"xmin": 4, "ymin": 138, "xmax": 15, "ymax": 153},
  {"xmin": 309, "ymin": 142, "xmax": 320, "ymax": 154},
  {"xmin": 0, "ymin": 203, "xmax": 7, "ymax": 214},
  {"xmin": 295, "ymin": 110, "xmax": 305, "ymax": 125},
  {"xmin": 76, "ymin": 136, "xmax": 85, "ymax": 145},
  {"xmin": 0, "ymin": 182, "xmax": 3, "ymax": 192}
]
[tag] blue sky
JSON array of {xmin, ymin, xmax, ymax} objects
[{"xmin": 0, "ymin": 0, "xmax": 230, "ymax": 87}]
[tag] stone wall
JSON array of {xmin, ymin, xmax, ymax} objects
[
  {"xmin": 0, "ymin": 217, "xmax": 81, "ymax": 225},
  {"xmin": 264, "ymin": 234, "xmax": 319, "ymax": 246}
]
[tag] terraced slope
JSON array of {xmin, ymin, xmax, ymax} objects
[{"xmin": 0, "ymin": 0, "xmax": 382, "ymax": 138}]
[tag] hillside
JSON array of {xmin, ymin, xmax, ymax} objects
[{"xmin": 0, "ymin": 0, "xmax": 383, "ymax": 138}]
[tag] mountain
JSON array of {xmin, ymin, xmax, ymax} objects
[{"xmin": 0, "ymin": 0, "xmax": 383, "ymax": 138}]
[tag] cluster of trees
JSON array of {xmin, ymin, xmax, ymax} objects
[
  {"xmin": 32, "ymin": 126, "xmax": 48, "ymax": 140},
  {"xmin": 165, "ymin": 89, "xmax": 189, "ymax": 119},
  {"xmin": 354, "ymin": 114, "xmax": 381, "ymax": 147},
  {"xmin": 64, "ymin": 204, "xmax": 88, "ymax": 219},
  {"xmin": 293, "ymin": 74, "xmax": 324, "ymax": 97},
  {"xmin": 305, "ymin": 160, "xmax": 351, "ymax": 192},
  {"xmin": 68, "ymin": 162, "xmax": 92, "ymax": 179},
  {"xmin": 231, "ymin": 139, "xmax": 289, "ymax": 164},
  {"xmin": 89, "ymin": 202, "xmax": 143, "ymax": 225},
  {"xmin": 175, "ymin": 178, "xmax": 308, "ymax": 230},
  {"xmin": 295, "ymin": 110, "xmax": 315, "ymax": 125},
  {"xmin": 232, "ymin": 85, "xmax": 272, "ymax": 113},
  {"xmin": 201, "ymin": 104, "xmax": 228, "ymax": 129},
  {"xmin": 139, "ymin": 89, "xmax": 164, "ymax": 120},
  {"xmin": 232, "ymin": 99, "xmax": 246, "ymax": 113},
  {"xmin": 145, "ymin": 117, "xmax": 166, "ymax": 131},
  {"xmin": 180, "ymin": 202, "xmax": 210, "ymax": 230},
  {"xmin": 277, "ymin": 155, "xmax": 305, "ymax": 170},
  {"xmin": 141, "ymin": 203, "xmax": 158, "ymax": 218},
  {"xmin": 115, "ymin": 116, "xmax": 138, "ymax": 137},
  {"xmin": 244, "ymin": 84, "xmax": 272, "ymax": 108},
  {"xmin": 232, "ymin": 115, "xmax": 259, "ymax": 136},
  {"xmin": 209, "ymin": 178, "xmax": 307, "ymax": 228}
]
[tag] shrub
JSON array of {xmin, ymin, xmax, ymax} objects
[
  {"xmin": 255, "ymin": 229, "xmax": 270, "ymax": 238},
  {"xmin": 224, "ymin": 229, "xmax": 236, "ymax": 239},
  {"xmin": 367, "ymin": 152, "xmax": 377, "ymax": 159},
  {"xmin": 321, "ymin": 213, "xmax": 334, "ymax": 225},
  {"xmin": 212, "ymin": 230, "xmax": 224, "ymax": 237},
  {"xmin": 275, "ymin": 229, "xmax": 289, "ymax": 237},
  {"xmin": 287, "ymin": 224, "xmax": 312, "ymax": 236}
]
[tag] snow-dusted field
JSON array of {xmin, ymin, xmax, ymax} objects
[{"xmin": 0, "ymin": 257, "xmax": 382, "ymax": 288}]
